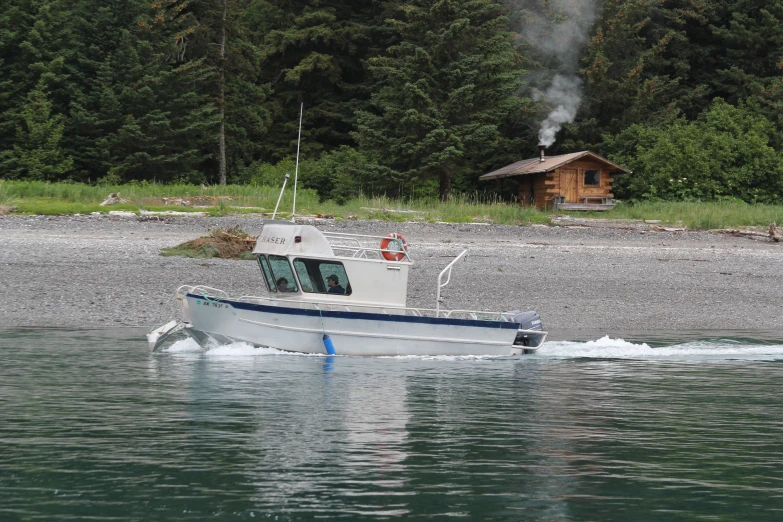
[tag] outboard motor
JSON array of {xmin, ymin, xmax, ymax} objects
[
  {"xmin": 503, "ymin": 310, "xmax": 543, "ymax": 331},
  {"xmin": 503, "ymin": 310, "xmax": 545, "ymax": 350}
]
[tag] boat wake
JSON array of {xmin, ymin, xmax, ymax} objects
[
  {"xmin": 539, "ymin": 335, "xmax": 783, "ymax": 360},
  {"xmin": 163, "ymin": 338, "xmax": 294, "ymax": 357},
  {"xmin": 160, "ymin": 335, "xmax": 783, "ymax": 361},
  {"xmin": 161, "ymin": 338, "xmax": 507, "ymax": 360}
]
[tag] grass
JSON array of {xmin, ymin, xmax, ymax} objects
[
  {"xmin": 2, "ymin": 180, "xmax": 782, "ymax": 229},
  {"xmin": 0, "ymin": 180, "xmax": 550, "ymax": 225},
  {"xmin": 577, "ymin": 200, "xmax": 783, "ymax": 230},
  {"xmin": 0, "ymin": 180, "xmax": 16, "ymax": 214},
  {"xmin": 310, "ymin": 193, "xmax": 550, "ymax": 225},
  {"xmin": 0, "ymin": 179, "xmax": 322, "ymax": 213}
]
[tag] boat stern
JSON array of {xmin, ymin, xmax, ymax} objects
[
  {"xmin": 147, "ymin": 286, "xmax": 195, "ymax": 351},
  {"xmin": 511, "ymin": 329, "xmax": 548, "ymax": 354},
  {"xmin": 505, "ymin": 310, "xmax": 546, "ymax": 355},
  {"xmin": 147, "ymin": 320, "xmax": 187, "ymax": 351}
]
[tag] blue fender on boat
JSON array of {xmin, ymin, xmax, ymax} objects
[{"xmin": 322, "ymin": 334, "xmax": 336, "ymax": 355}]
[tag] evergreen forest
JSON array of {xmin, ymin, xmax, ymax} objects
[{"xmin": 2, "ymin": 0, "xmax": 783, "ymax": 204}]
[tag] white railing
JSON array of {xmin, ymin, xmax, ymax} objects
[
  {"xmin": 435, "ymin": 249, "xmax": 469, "ymax": 317},
  {"xmin": 187, "ymin": 285, "xmax": 229, "ymax": 299},
  {"xmin": 322, "ymin": 231, "xmax": 413, "ymax": 262}
]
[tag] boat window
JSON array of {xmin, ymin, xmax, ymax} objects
[
  {"xmin": 268, "ymin": 255, "xmax": 298, "ymax": 292},
  {"xmin": 292, "ymin": 259, "xmax": 315, "ymax": 293},
  {"xmin": 257, "ymin": 255, "xmax": 276, "ymax": 292},
  {"xmin": 584, "ymin": 169, "xmax": 600, "ymax": 185},
  {"xmin": 293, "ymin": 258, "xmax": 352, "ymax": 296}
]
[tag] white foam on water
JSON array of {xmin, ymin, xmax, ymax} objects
[
  {"xmin": 380, "ymin": 354, "xmax": 507, "ymax": 361},
  {"xmin": 539, "ymin": 335, "xmax": 783, "ymax": 360},
  {"xmin": 160, "ymin": 336, "xmax": 783, "ymax": 361},
  {"xmin": 203, "ymin": 339, "xmax": 333, "ymax": 358},
  {"xmin": 204, "ymin": 341, "xmax": 294, "ymax": 358},
  {"xmin": 164, "ymin": 338, "xmax": 203, "ymax": 353},
  {"xmin": 161, "ymin": 338, "xmax": 310, "ymax": 357}
]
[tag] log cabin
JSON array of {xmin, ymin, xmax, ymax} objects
[{"xmin": 480, "ymin": 148, "xmax": 630, "ymax": 211}]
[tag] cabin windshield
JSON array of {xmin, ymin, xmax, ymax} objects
[
  {"xmin": 257, "ymin": 256, "xmax": 275, "ymax": 291},
  {"xmin": 257, "ymin": 255, "xmax": 299, "ymax": 293},
  {"xmin": 293, "ymin": 258, "xmax": 352, "ymax": 296}
]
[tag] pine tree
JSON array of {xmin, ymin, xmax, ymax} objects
[
  {"xmin": 115, "ymin": 2, "xmax": 219, "ymax": 183},
  {"xmin": 0, "ymin": 0, "xmax": 74, "ymax": 172},
  {"xmin": 1, "ymin": 81, "xmax": 73, "ymax": 180},
  {"xmin": 354, "ymin": 0, "xmax": 527, "ymax": 200},
  {"xmin": 253, "ymin": 0, "xmax": 384, "ymax": 161},
  {"xmin": 709, "ymin": 1, "xmax": 783, "ymax": 146},
  {"xmin": 63, "ymin": 0, "xmax": 219, "ymax": 183},
  {"xmin": 65, "ymin": 0, "xmax": 145, "ymax": 181},
  {"xmin": 179, "ymin": 0, "xmax": 272, "ymax": 184},
  {"xmin": 580, "ymin": 0, "xmax": 714, "ymax": 143},
  {"xmin": 0, "ymin": 1, "xmax": 36, "ymax": 156},
  {"xmin": 575, "ymin": 0, "xmax": 783, "ymax": 155}
]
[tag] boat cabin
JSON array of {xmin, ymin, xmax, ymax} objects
[
  {"xmin": 252, "ymin": 222, "xmax": 412, "ymax": 309},
  {"xmin": 480, "ymin": 150, "xmax": 630, "ymax": 211}
]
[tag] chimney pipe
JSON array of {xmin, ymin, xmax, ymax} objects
[{"xmin": 538, "ymin": 144, "xmax": 546, "ymax": 163}]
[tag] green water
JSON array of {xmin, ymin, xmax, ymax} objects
[{"xmin": 2, "ymin": 328, "xmax": 783, "ymax": 521}]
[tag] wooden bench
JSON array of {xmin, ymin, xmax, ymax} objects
[
  {"xmin": 553, "ymin": 195, "xmax": 615, "ymax": 211},
  {"xmin": 582, "ymin": 196, "xmax": 613, "ymax": 204}
]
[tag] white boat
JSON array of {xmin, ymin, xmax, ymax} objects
[{"xmin": 148, "ymin": 221, "xmax": 547, "ymax": 356}]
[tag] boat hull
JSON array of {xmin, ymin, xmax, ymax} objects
[{"xmin": 182, "ymin": 294, "xmax": 546, "ymax": 356}]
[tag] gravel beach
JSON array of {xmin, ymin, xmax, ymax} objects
[{"xmin": 1, "ymin": 214, "xmax": 781, "ymax": 338}]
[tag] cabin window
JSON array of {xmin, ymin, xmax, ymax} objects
[
  {"xmin": 257, "ymin": 256, "xmax": 276, "ymax": 292},
  {"xmin": 293, "ymin": 258, "xmax": 352, "ymax": 296},
  {"xmin": 584, "ymin": 169, "xmax": 600, "ymax": 186},
  {"xmin": 267, "ymin": 255, "xmax": 298, "ymax": 292}
]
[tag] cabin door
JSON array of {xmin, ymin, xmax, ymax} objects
[{"xmin": 561, "ymin": 169, "xmax": 578, "ymax": 202}]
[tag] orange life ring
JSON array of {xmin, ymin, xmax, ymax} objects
[{"xmin": 380, "ymin": 233, "xmax": 408, "ymax": 261}]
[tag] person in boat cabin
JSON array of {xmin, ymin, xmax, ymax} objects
[
  {"xmin": 276, "ymin": 277, "xmax": 294, "ymax": 292},
  {"xmin": 326, "ymin": 275, "xmax": 346, "ymax": 295}
]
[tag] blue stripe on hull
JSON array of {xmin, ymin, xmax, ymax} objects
[{"xmin": 186, "ymin": 294, "xmax": 520, "ymax": 330}]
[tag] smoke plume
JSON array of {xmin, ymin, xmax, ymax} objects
[
  {"xmin": 520, "ymin": 0, "xmax": 598, "ymax": 147},
  {"xmin": 536, "ymin": 75, "xmax": 582, "ymax": 147}
]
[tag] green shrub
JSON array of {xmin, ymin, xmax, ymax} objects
[
  {"xmin": 248, "ymin": 147, "xmax": 406, "ymax": 203},
  {"xmin": 197, "ymin": 244, "xmax": 221, "ymax": 258},
  {"xmin": 605, "ymin": 99, "xmax": 783, "ymax": 204}
]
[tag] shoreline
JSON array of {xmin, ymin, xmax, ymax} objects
[{"xmin": 1, "ymin": 214, "xmax": 781, "ymax": 336}]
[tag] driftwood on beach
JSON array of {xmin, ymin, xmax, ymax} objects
[
  {"xmin": 770, "ymin": 223, "xmax": 781, "ymax": 242},
  {"xmin": 716, "ymin": 223, "xmax": 782, "ymax": 242},
  {"xmin": 99, "ymin": 192, "xmax": 128, "ymax": 206}
]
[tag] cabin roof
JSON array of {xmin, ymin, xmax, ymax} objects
[
  {"xmin": 252, "ymin": 223, "xmax": 335, "ymax": 257},
  {"xmin": 479, "ymin": 151, "xmax": 631, "ymax": 180}
]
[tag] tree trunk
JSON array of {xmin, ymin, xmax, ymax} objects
[
  {"xmin": 218, "ymin": 0, "xmax": 227, "ymax": 185},
  {"xmin": 439, "ymin": 166, "xmax": 452, "ymax": 202}
]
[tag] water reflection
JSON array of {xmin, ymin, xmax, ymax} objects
[
  {"xmin": 3, "ymin": 330, "xmax": 783, "ymax": 521},
  {"xmin": 152, "ymin": 347, "xmax": 414, "ymax": 516}
]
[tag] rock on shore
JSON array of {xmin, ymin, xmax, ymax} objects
[{"xmin": 1, "ymin": 214, "xmax": 781, "ymax": 338}]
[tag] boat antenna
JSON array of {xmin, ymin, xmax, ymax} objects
[
  {"xmin": 272, "ymin": 172, "xmax": 290, "ymax": 220},
  {"xmin": 292, "ymin": 102, "xmax": 303, "ymax": 222}
]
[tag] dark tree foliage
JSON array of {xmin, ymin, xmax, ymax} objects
[
  {"xmin": 251, "ymin": 0, "xmax": 384, "ymax": 162},
  {"xmin": 579, "ymin": 0, "xmax": 712, "ymax": 142},
  {"xmin": 709, "ymin": 1, "xmax": 783, "ymax": 148},
  {"xmin": 177, "ymin": 0, "xmax": 272, "ymax": 184},
  {"xmin": 1, "ymin": 0, "xmax": 783, "ymax": 204},
  {"xmin": 354, "ymin": 0, "xmax": 529, "ymax": 200},
  {"xmin": 579, "ymin": 1, "xmax": 783, "ymax": 147},
  {"xmin": 0, "ymin": 0, "xmax": 73, "ymax": 165},
  {"xmin": 0, "ymin": 1, "xmax": 37, "ymax": 154},
  {"xmin": 1, "ymin": 80, "xmax": 73, "ymax": 179}
]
